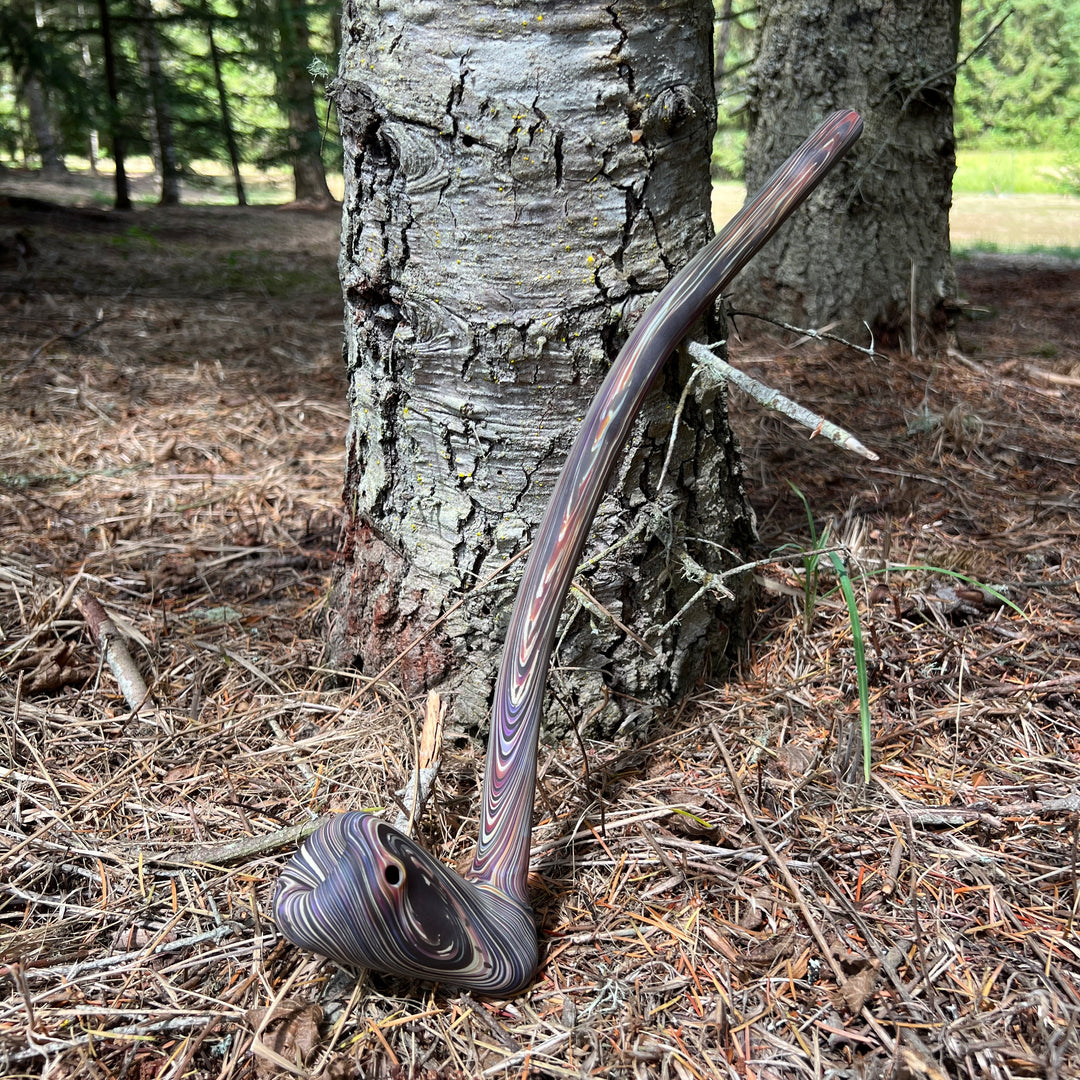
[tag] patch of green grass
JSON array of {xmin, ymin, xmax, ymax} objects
[
  {"xmin": 953, "ymin": 239, "xmax": 1080, "ymax": 261},
  {"xmin": 780, "ymin": 485, "xmax": 1027, "ymax": 786},
  {"xmin": 199, "ymin": 252, "xmax": 338, "ymax": 298},
  {"xmin": 109, "ymin": 223, "xmax": 161, "ymax": 251},
  {"xmin": 954, "ymin": 149, "xmax": 1067, "ymax": 195}
]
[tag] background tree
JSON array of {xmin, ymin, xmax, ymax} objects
[
  {"xmin": 272, "ymin": 0, "xmax": 332, "ymax": 203},
  {"xmin": 134, "ymin": 0, "xmax": 181, "ymax": 204},
  {"xmin": 733, "ymin": 0, "xmax": 961, "ymax": 342},
  {"xmin": 199, "ymin": 0, "xmax": 246, "ymax": 204},
  {"xmin": 328, "ymin": 0, "xmax": 756, "ymax": 728},
  {"xmin": 0, "ymin": 0, "xmax": 341, "ymax": 206},
  {"xmin": 22, "ymin": 73, "xmax": 67, "ymax": 176},
  {"xmin": 75, "ymin": 0, "xmax": 103, "ymax": 171},
  {"xmin": 97, "ymin": 0, "xmax": 132, "ymax": 208},
  {"xmin": 1, "ymin": 0, "xmax": 81, "ymax": 175},
  {"xmin": 955, "ymin": 0, "xmax": 1080, "ymax": 153}
]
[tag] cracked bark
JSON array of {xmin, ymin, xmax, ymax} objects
[
  {"xmin": 329, "ymin": 0, "xmax": 756, "ymax": 735},
  {"xmin": 735, "ymin": 0, "xmax": 960, "ymax": 339}
]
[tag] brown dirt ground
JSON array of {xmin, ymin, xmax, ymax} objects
[{"xmin": 2, "ymin": 185, "xmax": 1079, "ymax": 1080}]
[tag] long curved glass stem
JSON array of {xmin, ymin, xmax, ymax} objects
[{"xmin": 274, "ymin": 109, "xmax": 863, "ymax": 995}]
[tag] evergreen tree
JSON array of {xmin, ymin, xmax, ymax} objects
[{"xmin": 955, "ymin": 0, "xmax": 1080, "ymax": 149}]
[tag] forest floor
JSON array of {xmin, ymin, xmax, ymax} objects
[{"xmin": 1, "ymin": 181, "xmax": 1079, "ymax": 1080}]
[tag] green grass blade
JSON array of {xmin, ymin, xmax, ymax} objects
[
  {"xmin": 788, "ymin": 481, "xmax": 822, "ymax": 630},
  {"xmin": 827, "ymin": 550, "xmax": 872, "ymax": 783},
  {"xmin": 875, "ymin": 565, "xmax": 1026, "ymax": 619}
]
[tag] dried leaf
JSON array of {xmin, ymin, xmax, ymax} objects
[
  {"xmin": 831, "ymin": 960, "xmax": 881, "ymax": 1013},
  {"xmin": 246, "ymin": 999, "xmax": 323, "ymax": 1077},
  {"xmin": 775, "ymin": 744, "xmax": 812, "ymax": 778}
]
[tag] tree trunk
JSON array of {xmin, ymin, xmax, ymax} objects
[
  {"xmin": 97, "ymin": 0, "xmax": 131, "ymax": 211},
  {"xmin": 276, "ymin": 0, "xmax": 333, "ymax": 204},
  {"xmin": 21, "ymin": 72, "xmax": 66, "ymax": 174},
  {"xmin": 17, "ymin": 0, "xmax": 67, "ymax": 174},
  {"xmin": 135, "ymin": 0, "xmax": 181, "ymax": 206},
  {"xmin": 329, "ymin": 0, "xmax": 756, "ymax": 734},
  {"xmin": 736, "ymin": 0, "xmax": 960, "ymax": 342},
  {"xmin": 77, "ymin": 1, "xmax": 101, "ymax": 173},
  {"xmin": 202, "ymin": 2, "xmax": 246, "ymax": 206}
]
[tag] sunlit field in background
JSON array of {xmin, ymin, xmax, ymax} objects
[
  {"xmin": 712, "ymin": 148, "xmax": 1080, "ymax": 255},
  {"xmin": 11, "ymin": 150, "xmax": 1079, "ymax": 256}
]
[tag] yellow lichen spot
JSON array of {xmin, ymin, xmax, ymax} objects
[
  {"xmin": 587, "ymin": 254, "xmax": 595, "ymax": 263},
  {"xmin": 537, "ymin": 13, "xmax": 542, "ymax": 19}
]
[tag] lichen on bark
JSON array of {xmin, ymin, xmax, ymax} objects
[{"xmin": 328, "ymin": 0, "xmax": 756, "ymax": 735}]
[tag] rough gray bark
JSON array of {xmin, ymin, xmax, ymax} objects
[
  {"xmin": 736, "ymin": 0, "xmax": 960, "ymax": 340},
  {"xmin": 329, "ymin": 0, "xmax": 756, "ymax": 734}
]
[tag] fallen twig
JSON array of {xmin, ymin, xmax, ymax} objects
[
  {"xmin": 75, "ymin": 592, "xmax": 164, "ymax": 725},
  {"xmin": 394, "ymin": 689, "xmax": 445, "ymax": 834},
  {"xmin": 156, "ymin": 819, "xmax": 322, "ymax": 867},
  {"xmin": 688, "ymin": 340, "xmax": 879, "ymax": 460},
  {"xmin": 28, "ymin": 312, "xmax": 110, "ymax": 363}
]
